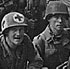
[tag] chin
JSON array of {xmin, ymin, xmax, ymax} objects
[
  {"xmin": 57, "ymin": 29, "xmax": 61, "ymax": 31},
  {"xmin": 56, "ymin": 28, "xmax": 62, "ymax": 30},
  {"xmin": 13, "ymin": 42, "xmax": 21, "ymax": 45}
]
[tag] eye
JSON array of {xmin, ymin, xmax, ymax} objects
[
  {"xmin": 63, "ymin": 16, "xmax": 68, "ymax": 20},
  {"xmin": 11, "ymin": 27, "xmax": 17, "ymax": 32},
  {"xmin": 20, "ymin": 28, "xmax": 24, "ymax": 32},
  {"xmin": 54, "ymin": 15, "xmax": 58, "ymax": 18}
]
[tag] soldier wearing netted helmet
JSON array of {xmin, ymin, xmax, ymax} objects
[{"xmin": 33, "ymin": 1, "xmax": 70, "ymax": 69}]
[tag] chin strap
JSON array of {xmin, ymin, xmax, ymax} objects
[{"xmin": 1, "ymin": 36, "xmax": 12, "ymax": 57}]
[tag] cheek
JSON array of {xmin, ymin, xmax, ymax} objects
[
  {"xmin": 8, "ymin": 32, "xmax": 14, "ymax": 39},
  {"xmin": 20, "ymin": 30, "xmax": 24, "ymax": 35},
  {"xmin": 54, "ymin": 23, "xmax": 57, "ymax": 26},
  {"xmin": 51, "ymin": 22, "xmax": 56, "ymax": 27},
  {"xmin": 63, "ymin": 20, "xmax": 69, "ymax": 27},
  {"xmin": 20, "ymin": 33, "xmax": 24, "ymax": 37}
]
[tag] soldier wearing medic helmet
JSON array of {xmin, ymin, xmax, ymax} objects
[
  {"xmin": 33, "ymin": 1, "xmax": 70, "ymax": 69},
  {"xmin": 0, "ymin": 12, "xmax": 43, "ymax": 69}
]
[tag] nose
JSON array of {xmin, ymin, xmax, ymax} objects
[
  {"xmin": 16, "ymin": 30, "xmax": 20, "ymax": 35},
  {"xmin": 57, "ymin": 17, "xmax": 62, "ymax": 22}
]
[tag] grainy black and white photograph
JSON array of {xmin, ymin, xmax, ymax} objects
[{"xmin": 0, "ymin": 0, "xmax": 70, "ymax": 69}]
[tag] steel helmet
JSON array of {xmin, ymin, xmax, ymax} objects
[
  {"xmin": 1, "ymin": 12, "xmax": 28, "ymax": 33},
  {"xmin": 44, "ymin": 1, "xmax": 69, "ymax": 19},
  {"xmin": 61, "ymin": 0, "xmax": 70, "ymax": 6}
]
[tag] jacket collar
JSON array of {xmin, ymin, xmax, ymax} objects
[{"xmin": 42, "ymin": 25, "xmax": 70, "ymax": 46}]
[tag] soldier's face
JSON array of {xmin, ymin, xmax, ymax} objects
[
  {"xmin": 7, "ymin": 26, "xmax": 24, "ymax": 46},
  {"xmin": 48, "ymin": 14, "xmax": 68, "ymax": 32}
]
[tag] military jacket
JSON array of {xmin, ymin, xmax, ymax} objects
[
  {"xmin": 0, "ymin": 33, "xmax": 43, "ymax": 69},
  {"xmin": 33, "ymin": 26, "xmax": 70, "ymax": 69}
]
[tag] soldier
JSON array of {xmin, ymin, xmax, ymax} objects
[
  {"xmin": 0, "ymin": 12, "xmax": 43, "ymax": 69},
  {"xmin": 33, "ymin": 1, "xmax": 70, "ymax": 69}
]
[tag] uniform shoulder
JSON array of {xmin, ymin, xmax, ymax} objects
[
  {"xmin": 33, "ymin": 34, "xmax": 44, "ymax": 46},
  {"xmin": 33, "ymin": 26, "xmax": 50, "ymax": 43}
]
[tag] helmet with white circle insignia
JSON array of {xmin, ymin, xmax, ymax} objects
[{"xmin": 1, "ymin": 12, "xmax": 28, "ymax": 33}]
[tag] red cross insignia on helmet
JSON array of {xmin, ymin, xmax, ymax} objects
[{"xmin": 13, "ymin": 13, "xmax": 24, "ymax": 23}]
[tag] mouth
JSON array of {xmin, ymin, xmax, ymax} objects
[
  {"xmin": 14, "ymin": 37, "xmax": 21, "ymax": 40},
  {"xmin": 56, "ymin": 25, "xmax": 61, "ymax": 27}
]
